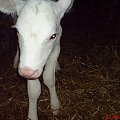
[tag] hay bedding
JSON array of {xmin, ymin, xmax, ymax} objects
[{"xmin": 0, "ymin": 17, "xmax": 120, "ymax": 120}]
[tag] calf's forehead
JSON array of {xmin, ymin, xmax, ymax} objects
[{"xmin": 16, "ymin": 1, "xmax": 59, "ymax": 33}]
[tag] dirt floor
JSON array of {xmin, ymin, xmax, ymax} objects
[{"xmin": 0, "ymin": 4, "xmax": 120, "ymax": 120}]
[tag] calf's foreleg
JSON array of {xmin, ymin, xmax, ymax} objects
[
  {"xmin": 27, "ymin": 79, "xmax": 41, "ymax": 120},
  {"xmin": 43, "ymin": 45, "xmax": 60, "ymax": 115},
  {"xmin": 13, "ymin": 46, "xmax": 19, "ymax": 68}
]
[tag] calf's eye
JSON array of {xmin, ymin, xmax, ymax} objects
[{"xmin": 50, "ymin": 34, "xmax": 56, "ymax": 40}]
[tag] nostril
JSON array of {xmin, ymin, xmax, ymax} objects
[
  {"xmin": 31, "ymin": 70, "xmax": 39, "ymax": 78},
  {"xmin": 34, "ymin": 70, "xmax": 39, "ymax": 76}
]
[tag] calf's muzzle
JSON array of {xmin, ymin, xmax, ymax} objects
[{"xmin": 19, "ymin": 67, "xmax": 39, "ymax": 79}]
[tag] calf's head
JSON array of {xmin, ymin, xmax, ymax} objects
[{"xmin": 0, "ymin": 0, "xmax": 74, "ymax": 79}]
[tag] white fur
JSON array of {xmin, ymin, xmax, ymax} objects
[{"xmin": 0, "ymin": 0, "xmax": 74, "ymax": 120}]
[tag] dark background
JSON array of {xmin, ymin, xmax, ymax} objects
[{"xmin": 62, "ymin": 0, "xmax": 120, "ymax": 48}]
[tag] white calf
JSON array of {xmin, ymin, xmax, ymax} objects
[{"xmin": 0, "ymin": 0, "xmax": 74, "ymax": 120}]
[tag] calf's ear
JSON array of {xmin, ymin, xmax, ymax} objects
[
  {"xmin": 57, "ymin": 0, "xmax": 74, "ymax": 18},
  {"xmin": 0, "ymin": 0, "xmax": 26, "ymax": 15}
]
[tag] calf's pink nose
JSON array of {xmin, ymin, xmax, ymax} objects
[{"xmin": 19, "ymin": 67, "xmax": 39, "ymax": 79}]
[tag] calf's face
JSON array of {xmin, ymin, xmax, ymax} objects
[
  {"xmin": 0, "ymin": 0, "xmax": 74, "ymax": 79},
  {"xmin": 15, "ymin": 1, "xmax": 60, "ymax": 79}
]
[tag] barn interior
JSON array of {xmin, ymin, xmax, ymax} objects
[{"xmin": 0, "ymin": 0, "xmax": 120, "ymax": 120}]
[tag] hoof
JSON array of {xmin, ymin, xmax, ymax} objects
[
  {"xmin": 51, "ymin": 102, "xmax": 60, "ymax": 116},
  {"xmin": 53, "ymin": 109, "xmax": 60, "ymax": 116}
]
